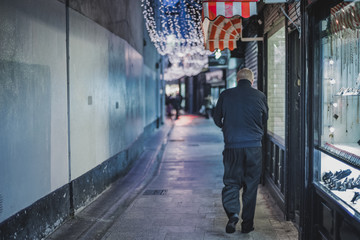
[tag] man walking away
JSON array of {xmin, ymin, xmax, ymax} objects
[{"xmin": 213, "ymin": 68, "xmax": 268, "ymax": 234}]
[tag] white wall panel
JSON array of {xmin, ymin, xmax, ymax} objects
[
  {"xmin": 0, "ymin": 0, "xmax": 68, "ymax": 222},
  {"xmin": 69, "ymin": 10, "xmax": 111, "ymax": 179},
  {"xmin": 69, "ymin": 9, "xmax": 147, "ymax": 180}
]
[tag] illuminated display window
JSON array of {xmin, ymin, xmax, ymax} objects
[
  {"xmin": 314, "ymin": 1, "xmax": 360, "ymax": 216},
  {"xmin": 318, "ymin": 2, "xmax": 360, "ymax": 165},
  {"xmin": 267, "ymin": 25, "xmax": 286, "ymax": 141}
]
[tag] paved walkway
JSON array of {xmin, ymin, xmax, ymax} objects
[{"xmin": 47, "ymin": 115, "xmax": 298, "ymax": 240}]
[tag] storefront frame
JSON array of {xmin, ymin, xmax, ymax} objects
[
  {"xmin": 305, "ymin": 0, "xmax": 360, "ymax": 239},
  {"xmin": 262, "ymin": 3, "xmax": 303, "ymax": 231}
]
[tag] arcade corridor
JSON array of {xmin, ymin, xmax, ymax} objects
[
  {"xmin": 46, "ymin": 115, "xmax": 298, "ymax": 240},
  {"xmin": 2, "ymin": 1, "xmax": 359, "ymax": 239}
]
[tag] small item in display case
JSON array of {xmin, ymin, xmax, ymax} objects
[
  {"xmin": 323, "ymin": 143, "xmax": 360, "ymax": 167},
  {"xmin": 334, "ymin": 169, "xmax": 351, "ymax": 180},
  {"xmin": 351, "ymin": 192, "xmax": 360, "ymax": 204},
  {"xmin": 322, "ymin": 169, "xmax": 353, "ymax": 190},
  {"xmin": 343, "ymin": 176, "xmax": 360, "ymax": 190},
  {"xmin": 322, "ymin": 171, "xmax": 334, "ymax": 183},
  {"xmin": 346, "ymin": 178, "xmax": 353, "ymax": 188},
  {"xmin": 335, "ymin": 87, "xmax": 360, "ymax": 96},
  {"xmin": 336, "ymin": 87, "xmax": 345, "ymax": 96},
  {"xmin": 323, "ymin": 169, "xmax": 360, "ymax": 191},
  {"xmin": 353, "ymin": 176, "xmax": 360, "ymax": 188}
]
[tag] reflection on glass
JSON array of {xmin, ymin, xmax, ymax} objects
[
  {"xmin": 316, "ymin": 1, "xmax": 360, "ymax": 216},
  {"xmin": 320, "ymin": 1, "xmax": 360, "ymax": 165},
  {"xmin": 267, "ymin": 26, "xmax": 286, "ymax": 140},
  {"xmin": 319, "ymin": 152, "xmax": 360, "ymax": 214}
]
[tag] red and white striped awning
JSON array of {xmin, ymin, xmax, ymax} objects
[
  {"xmin": 202, "ymin": 0, "xmax": 258, "ymax": 20},
  {"xmin": 202, "ymin": 0, "xmax": 258, "ymax": 51},
  {"xmin": 330, "ymin": 2, "xmax": 360, "ymax": 34},
  {"xmin": 203, "ymin": 16, "xmax": 242, "ymax": 51}
]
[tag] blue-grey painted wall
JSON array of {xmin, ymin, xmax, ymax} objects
[
  {"xmin": 0, "ymin": 0, "xmax": 68, "ymax": 223},
  {"xmin": 0, "ymin": 0, "xmax": 160, "ymax": 224}
]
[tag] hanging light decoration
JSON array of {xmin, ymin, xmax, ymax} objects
[{"xmin": 141, "ymin": 0, "xmax": 211, "ymax": 80}]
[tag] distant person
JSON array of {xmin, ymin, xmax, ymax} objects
[
  {"xmin": 172, "ymin": 92, "xmax": 183, "ymax": 120},
  {"xmin": 203, "ymin": 95, "xmax": 213, "ymax": 119},
  {"xmin": 213, "ymin": 68, "xmax": 268, "ymax": 234},
  {"xmin": 165, "ymin": 94, "xmax": 173, "ymax": 117}
]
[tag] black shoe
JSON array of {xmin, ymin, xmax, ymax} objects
[
  {"xmin": 226, "ymin": 215, "xmax": 239, "ymax": 233},
  {"xmin": 241, "ymin": 227, "xmax": 254, "ymax": 234},
  {"xmin": 241, "ymin": 221, "xmax": 254, "ymax": 233}
]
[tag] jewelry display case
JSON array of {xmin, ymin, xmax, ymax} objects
[
  {"xmin": 311, "ymin": 2, "xmax": 360, "ymax": 238},
  {"xmin": 318, "ymin": 0, "xmax": 360, "ymax": 164}
]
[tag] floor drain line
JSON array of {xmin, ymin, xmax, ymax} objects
[
  {"xmin": 177, "ymin": 177, "xmax": 195, "ymax": 181},
  {"xmin": 143, "ymin": 189, "xmax": 168, "ymax": 195},
  {"xmin": 188, "ymin": 144, "xmax": 199, "ymax": 146}
]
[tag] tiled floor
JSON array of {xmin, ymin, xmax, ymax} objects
[
  {"xmin": 47, "ymin": 115, "xmax": 298, "ymax": 240},
  {"xmin": 103, "ymin": 116, "xmax": 298, "ymax": 240}
]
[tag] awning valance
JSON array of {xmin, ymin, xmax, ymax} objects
[
  {"xmin": 202, "ymin": 0, "xmax": 258, "ymax": 20},
  {"xmin": 201, "ymin": 0, "xmax": 259, "ymax": 51},
  {"xmin": 330, "ymin": 2, "xmax": 360, "ymax": 34},
  {"xmin": 203, "ymin": 16, "xmax": 242, "ymax": 51}
]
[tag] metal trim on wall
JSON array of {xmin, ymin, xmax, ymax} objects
[
  {"xmin": 262, "ymin": 1, "xmax": 288, "ymax": 216},
  {"xmin": 288, "ymin": 2, "xmax": 301, "ymax": 32}
]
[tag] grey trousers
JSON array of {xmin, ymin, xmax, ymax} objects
[{"xmin": 222, "ymin": 147, "xmax": 262, "ymax": 228}]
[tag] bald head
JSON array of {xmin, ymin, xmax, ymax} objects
[{"xmin": 237, "ymin": 68, "xmax": 254, "ymax": 85}]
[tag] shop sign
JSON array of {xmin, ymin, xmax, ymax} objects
[
  {"xmin": 208, "ymin": 55, "xmax": 228, "ymax": 67},
  {"xmin": 205, "ymin": 70, "xmax": 224, "ymax": 85}
]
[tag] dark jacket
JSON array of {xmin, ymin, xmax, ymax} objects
[{"xmin": 213, "ymin": 79, "xmax": 268, "ymax": 148}]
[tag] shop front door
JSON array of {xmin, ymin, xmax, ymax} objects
[{"xmin": 286, "ymin": 30, "xmax": 301, "ymax": 224}]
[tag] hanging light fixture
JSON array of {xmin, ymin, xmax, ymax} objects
[
  {"xmin": 214, "ymin": 49, "xmax": 222, "ymax": 59},
  {"xmin": 141, "ymin": 0, "xmax": 212, "ymax": 80}
]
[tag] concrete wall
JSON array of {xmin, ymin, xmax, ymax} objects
[
  {"xmin": 68, "ymin": 10, "xmax": 146, "ymax": 179},
  {"xmin": 0, "ymin": 0, "xmax": 160, "ymax": 225},
  {"xmin": 0, "ymin": 0, "xmax": 68, "ymax": 223}
]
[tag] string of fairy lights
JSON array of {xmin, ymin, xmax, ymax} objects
[{"xmin": 141, "ymin": 0, "xmax": 211, "ymax": 80}]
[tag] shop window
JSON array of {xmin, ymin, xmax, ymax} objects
[
  {"xmin": 317, "ymin": 1, "xmax": 360, "ymax": 164},
  {"xmin": 314, "ymin": 1, "xmax": 360, "ymax": 219},
  {"xmin": 267, "ymin": 25, "xmax": 286, "ymax": 140}
]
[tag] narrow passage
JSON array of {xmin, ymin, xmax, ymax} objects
[{"xmin": 103, "ymin": 115, "xmax": 298, "ymax": 240}]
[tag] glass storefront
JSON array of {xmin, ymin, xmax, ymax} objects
[
  {"xmin": 313, "ymin": 0, "xmax": 360, "ymax": 217},
  {"xmin": 267, "ymin": 24, "xmax": 286, "ymax": 140}
]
